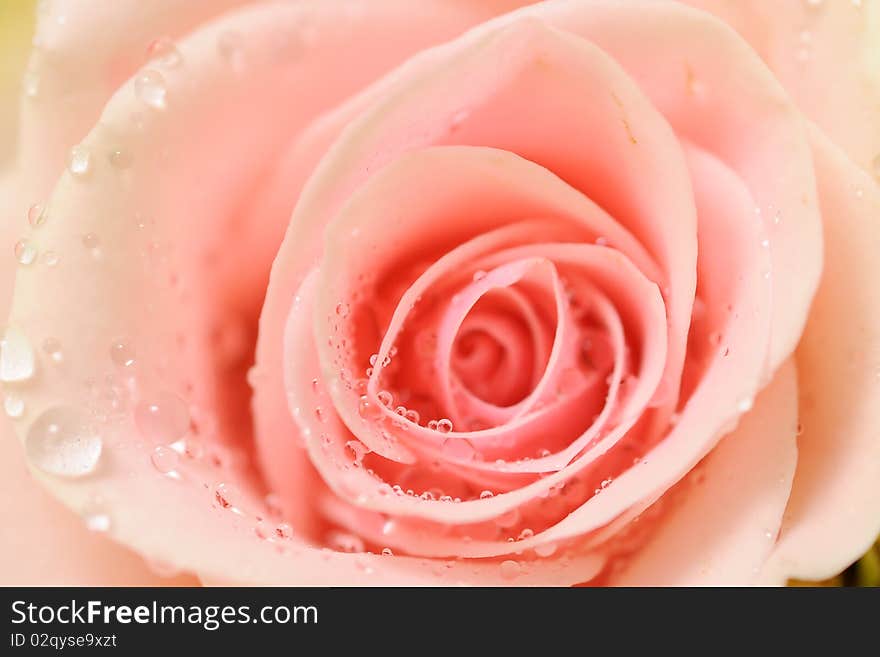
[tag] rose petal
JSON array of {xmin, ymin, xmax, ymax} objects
[
  {"xmin": 611, "ymin": 360, "xmax": 798, "ymax": 586},
  {"xmin": 680, "ymin": 0, "xmax": 880, "ymax": 175},
  {"xmin": 760, "ymin": 127, "xmax": 880, "ymax": 583}
]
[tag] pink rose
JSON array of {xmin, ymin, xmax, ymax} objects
[{"xmin": 1, "ymin": 0, "xmax": 878, "ymax": 586}]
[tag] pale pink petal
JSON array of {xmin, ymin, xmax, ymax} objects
[
  {"xmin": 679, "ymin": 0, "xmax": 880, "ymax": 174},
  {"xmin": 760, "ymin": 127, "xmax": 880, "ymax": 584},
  {"xmin": 0, "ymin": 419, "xmax": 198, "ymax": 585},
  {"xmin": 611, "ymin": 360, "xmax": 798, "ymax": 586}
]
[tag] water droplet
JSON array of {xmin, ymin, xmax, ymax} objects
[
  {"xmin": 108, "ymin": 148, "xmax": 133, "ymax": 169},
  {"xmin": 67, "ymin": 146, "xmax": 91, "ymax": 177},
  {"xmin": 4, "ymin": 393, "xmax": 25, "ymax": 418},
  {"xmin": 737, "ymin": 397, "xmax": 754, "ymax": 413},
  {"xmin": 134, "ymin": 392, "xmax": 190, "ymax": 443},
  {"xmin": 82, "ymin": 233, "xmax": 100, "ymax": 254},
  {"xmin": 345, "ymin": 440, "xmax": 370, "ymax": 466},
  {"xmin": 335, "ymin": 302, "xmax": 350, "ymax": 318},
  {"xmin": 23, "ymin": 70, "xmax": 39, "ymax": 97},
  {"xmin": 442, "ymin": 437, "xmax": 475, "ymax": 461},
  {"xmin": 500, "ymin": 559, "xmax": 521, "ymax": 580},
  {"xmin": 82, "ymin": 506, "xmax": 111, "ymax": 533},
  {"xmin": 151, "ymin": 445, "xmax": 179, "ymax": 474},
  {"xmin": 27, "ymin": 204, "xmax": 46, "ymax": 227},
  {"xmin": 1, "ymin": 326, "xmax": 35, "ymax": 382},
  {"xmin": 25, "ymin": 406, "xmax": 102, "ymax": 477},
  {"xmin": 14, "ymin": 239, "xmax": 37, "ymax": 266},
  {"xmin": 328, "ymin": 531, "xmax": 364, "ymax": 553},
  {"xmin": 357, "ymin": 395, "xmax": 382, "ymax": 420},
  {"xmin": 41, "ymin": 251, "xmax": 59, "ymax": 267},
  {"xmin": 534, "ymin": 542, "xmax": 557, "ymax": 558},
  {"xmin": 376, "ymin": 390, "xmax": 393, "ymax": 408},
  {"xmin": 109, "ymin": 339, "xmax": 136, "ymax": 368},
  {"xmin": 480, "ymin": 490, "xmax": 494, "ymax": 499},
  {"xmin": 381, "ymin": 547, "xmax": 394, "ymax": 556},
  {"xmin": 436, "ymin": 418, "xmax": 453, "ymax": 434},
  {"xmin": 146, "ymin": 36, "xmax": 182, "ymax": 68},
  {"xmin": 496, "ymin": 507, "xmax": 520, "ymax": 529},
  {"xmin": 135, "ymin": 70, "xmax": 167, "ymax": 109},
  {"xmin": 41, "ymin": 337, "xmax": 63, "ymax": 364}
]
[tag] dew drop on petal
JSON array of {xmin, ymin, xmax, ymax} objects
[
  {"xmin": 335, "ymin": 302, "xmax": 350, "ymax": 318},
  {"xmin": 1, "ymin": 326, "xmax": 35, "ymax": 382},
  {"xmin": 109, "ymin": 339, "xmax": 136, "ymax": 368},
  {"xmin": 67, "ymin": 146, "xmax": 91, "ymax": 178},
  {"xmin": 41, "ymin": 337, "xmax": 63, "ymax": 364},
  {"xmin": 151, "ymin": 445, "xmax": 179, "ymax": 474},
  {"xmin": 42, "ymin": 251, "xmax": 59, "ymax": 267},
  {"xmin": 737, "ymin": 397, "xmax": 754, "ymax": 413},
  {"xmin": 436, "ymin": 418, "xmax": 453, "ymax": 434},
  {"xmin": 108, "ymin": 148, "xmax": 133, "ymax": 169},
  {"xmin": 134, "ymin": 392, "xmax": 190, "ymax": 443},
  {"xmin": 82, "ymin": 233, "xmax": 100, "ymax": 253},
  {"xmin": 500, "ymin": 560, "xmax": 521, "ymax": 580},
  {"xmin": 4, "ymin": 393, "xmax": 25, "ymax": 419},
  {"xmin": 146, "ymin": 36, "xmax": 182, "ymax": 68},
  {"xmin": 27, "ymin": 204, "xmax": 46, "ymax": 227},
  {"xmin": 23, "ymin": 71, "xmax": 39, "ymax": 98},
  {"xmin": 534, "ymin": 542, "xmax": 558, "ymax": 558},
  {"xmin": 14, "ymin": 239, "xmax": 37, "ymax": 266},
  {"xmin": 82, "ymin": 505, "xmax": 111, "ymax": 533},
  {"xmin": 25, "ymin": 406, "xmax": 102, "ymax": 477},
  {"xmin": 134, "ymin": 69, "xmax": 167, "ymax": 109},
  {"xmin": 442, "ymin": 437, "xmax": 475, "ymax": 461}
]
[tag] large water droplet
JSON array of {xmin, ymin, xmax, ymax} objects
[
  {"xmin": 442, "ymin": 437, "xmax": 475, "ymax": 461},
  {"xmin": 534, "ymin": 542, "xmax": 558, "ymax": 558},
  {"xmin": 25, "ymin": 406, "xmax": 102, "ymax": 477},
  {"xmin": 14, "ymin": 239, "xmax": 37, "ymax": 266},
  {"xmin": 1, "ymin": 326, "xmax": 35, "ymax": 382},
  {"xmin": 27, "ymin": 204, "xmax": 47, "ymax": 227},
  {"xmin": 135, "ymin": 70, "xmax": 167, "ymax": 109},
  {"xmin": 134, "ymin": 392, "xmax": 190, "ymax": 443},
  {"xmin": 67, "ymin": 146, "xmax": 91, "ymax": 177}
]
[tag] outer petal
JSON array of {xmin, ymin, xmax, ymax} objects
[
  {"xmin": 680, "ymin": 0, "xmax": 880, "ymax": 175},
  {"xmin": 760, "ymin": 127, "xmax": 880, "ymax": 583},
  {"xmin": 0, "ymin": 436, "xmax": 197, "ymax": 585},
  {"xmin": 611, "ymin": 360, "xmax": 798, "ymax": 586}
]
